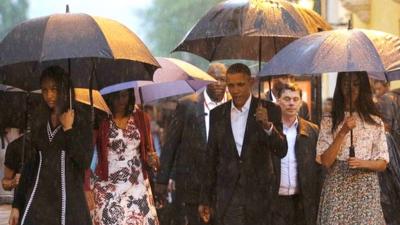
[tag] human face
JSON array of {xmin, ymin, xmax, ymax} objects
[
  {"xmin": 226, "ymin": 72, "xmax": 253, "ymax": 109},
  {"xmin": 41, "ymin": 78, "xmax": 58, "ymax": 110},
  {"xmin": 322, "ymin": 100, "xmax": 333, "ymax": 114},
  {"xmin": 278, "ymin": 89, "xmax": 302, "ymax": 119},
  {"xmin": 112, "ymin": 90, "xmax": 130, "ymax": 114},
  {"xmin": 340, "ymin": 73, "xmax": 360, "ymax": 106},
  {"xmin": 373, "ymin": 82, "xmax": 387, "ymax": 98},
  {"xmin": 207, "ymin": 71, "xmax": 227, "ymax": 102}
]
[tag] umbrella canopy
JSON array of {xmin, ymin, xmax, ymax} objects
[
  {"xmin": 0, "ymin": 84, "xmax": 111, "ymax": 126},
  {"xmin": 0, "ymin": 13, "xmax": 160, "ymax": 91},
  {"xmin": 173, "ymin": 0, "xmax": 332, "ymax": 62},
  {"xmin": 100, "ymin": 57, "xmax": 216, "ymax": 103},
  {"xmin": 259, "ymin": 29, "xmax": 400, "ymax": 81}
]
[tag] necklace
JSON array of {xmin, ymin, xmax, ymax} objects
[{"xmin": 47, "ymin": 121, "xmax": 62, "ymax": 143}]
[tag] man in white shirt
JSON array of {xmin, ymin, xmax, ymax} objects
[
  {"xmin": 199, "ymin": 63, "xmax": 287, "ymax": 225},
  {"xmin": 157, "ymin": 63, "xmax": 228, "ymax": 225},
  {"xmin": 266, "ymin": 75, "xmax": 310, "ymax": 121},
  {"xmin": 272, "ymin": 83, "xmax": 321, "ymax": 225}
]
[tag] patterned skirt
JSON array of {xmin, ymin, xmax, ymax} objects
[{"xmin": 317, "ymin": 160, "xmax": 386, "ymax": 225}]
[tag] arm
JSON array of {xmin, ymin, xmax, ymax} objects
[
  {"xmin": 319, "ymin": 116, "xmax": 356, "ymax": 168},
  {"xmin": 257, "ymin": 102, "xmax": 287, "ymax": 158},
  {"xmin": 2, "ymin": 166, "xmax": 17, "ymax": 191},
  {"xmin": 157, "ymin": 103, "xmax": 185, "ymax": 184},
  {"xmin": 349, "ymin": 118, "xmax": 389, "ymax": 172},
  {"xmin": 319, "ymin": 130, "xmax": 347, "ymax": 168},
  {"xmin": 348, "ymin": 158, "xmax": 387, "ymax": 171},
  {"xmin": 61, "ymin": 108, "xmax": 94, "ymax": 170}
]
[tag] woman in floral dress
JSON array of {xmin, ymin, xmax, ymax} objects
[
  {"xmin": 316, "ymin": 72, "xmax": 389, "ymax": 225},
  {"xmin": 92, "ymin": 89, "xmax": 159, "ymax": 225}
]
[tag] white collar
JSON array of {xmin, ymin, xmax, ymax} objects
[
  {"xmin": 283, "ymin": 117, "xmax": 299, "ymax": 129},
  {"xmin": 271, "ymin": 92, "xmax": 277, "ymax": 103},
  {"xmin": 231, "ymin": 95, "xmax": 252, "ymax": 113}
]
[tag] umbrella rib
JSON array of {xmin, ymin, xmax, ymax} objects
[
  {"xmin": 358, "ymin": 31, "xmax": 387, "ymax": 77},
  {"xmin": 88, "ymin": 16, "xmax": 115, "ymax": 59},
  {"xmin": 39, "ymin": 16, "xmax": 53, "ymax": 62}
]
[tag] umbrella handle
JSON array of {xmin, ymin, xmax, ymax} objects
[{"xmin": 349, "ymin": 73, "xmax": 355, "ymax": 157}]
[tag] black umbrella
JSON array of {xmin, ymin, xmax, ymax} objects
[
  {"xmin": 173, "ymin": 0, "xmax": 331, "ymax": 96},
  {"xmin": 0, "ymin": 10, "xmax": 160, "ymax": 92}
]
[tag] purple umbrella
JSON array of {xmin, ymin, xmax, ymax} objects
[
  {"xmin": 259, "ymin": 29, "xmax": 400, "ymax": 81},
  {"xmin": 100, "ymin": 57, "xmax": 216, "ymax": 103},
  {"xmin": 259, "ymin": 28, "xmax": 400, "ymax": 157}
]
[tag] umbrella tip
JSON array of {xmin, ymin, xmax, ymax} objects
[
  {"xmin": 347, "ymin": 14, "xmax": 353, "ymax": 30},
  {"xmin": 66, "ymin": 4, "xmax": 70, "ymax": 13}
]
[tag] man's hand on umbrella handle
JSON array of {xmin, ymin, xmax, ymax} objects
[
  {"xmin": 9, "ymin": 208, "xmax": 19, "ymax": 225},
  {"xmin": 255, "ymin": 104, "xmax": 272, "ymax": 130},
  {"xmin": 198, "ymin": 204, "xmax": 212, "ymax": 223},
  {"xmin": 60, "ymin": 109, "xmax": 75, "ymax": 131}
]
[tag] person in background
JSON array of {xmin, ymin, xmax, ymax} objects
[
  {"xmin": 156, "ymin": 62, "xmax": 228, "ymax": 225},
  {"xmin": 272, "ymin": 83, "xmax": 321, "ymax": 225},
  {"xmin": 373, "ymin": 80, "xmax": 398, "ymax": 133},
  {"xmin": 322, "ymin": 98, "xmax": 333, "ymax": 117},
  {"xmin": 371, "ymin": 80, "xmax": 400, "ymax": 225},
  {"xmin": 266, "ymin": 75, "xmax": 310, "ymax": 121}
]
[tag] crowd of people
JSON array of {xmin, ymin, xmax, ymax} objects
[{"xmin": 0, "ymin": 62, "xmax": 399, "ymax": 225}]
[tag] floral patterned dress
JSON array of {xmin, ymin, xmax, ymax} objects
[
  {"xmin": 93, "ymin": 115, "xmax": 159, "ymax": 225},
  {"xmin": 316, "ymin": 113, "xmax": 389, "ymax": 225}
]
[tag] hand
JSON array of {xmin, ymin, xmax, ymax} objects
[
  {"xmin": 348, "ymin": 157, "xmax": 367, "ymax": 169},
  {"xmin": 198, "ymin": 204, "xmax": 212, "ymax": 223},
  {"xmin": 85, "ymin": 190, "xmax": 95, "ymax": 211},
  {"xmin": 13, "ymin": 174, "xmax": 21, "ymax": 186},
  {"xmin": 147, "ymin": 152, "xmax": 159, "ymax": 170},
  {"xmin": 9, "ymin": 208, "xmax": 19, "ymax": 225},
  {"xmin": 167, "ymin": 179, "xmax": 175, "ymax": 193},
  {"xmin": 59, "ymin": 109, "xmax": 75, "ymax": 131},
  {"xmin": 154, "ymin": 183, "xmax": 168, "ymax": 206},
  {"xmin": 255, "ymin": 105, "xmax": 272, "ymax": 129},
  {"xmin": 339, "ymin": 116, "xmax": 356, "ymax": 135}
]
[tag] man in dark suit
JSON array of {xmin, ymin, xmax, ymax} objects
[
  {"xmin": 199, "ymin": 63, "xmax": 287, "ymax": 225},
  {"xmin": 271, "ymin": 83, "xmax": 321, "ymax": 225},
  {"xmin": 156, "ymin": 63, "xmax": 228, "ymax": 225},
  {"xmin": 265, "ymin": 75, "xmax": 310, "ymax": 121}
]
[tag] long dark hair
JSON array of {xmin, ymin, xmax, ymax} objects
[
  {"xmin": 40, "ymin": 66, "xmax": 76, "ymax": 115},
  {"xmin": 104, "ymin": 89, "xmax": 136, "ymax": 117},
  {"xmin": 332, "ymin": 71, "xmax": 380, "ymax": 132}
]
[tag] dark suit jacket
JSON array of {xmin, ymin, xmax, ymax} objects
[
  {"xmin": 158, "ymin": 92, "xmax": 208, "ymax": 203},
  {"xmin": 266, "ymin": 90, "xmax": 310, "ymax": 121},
  {"xmin": 272, "ymin": 118, "xmax": 321, "ymax": 225},
  {"xmin": 200, "ymin": 97, "xmax": 287, "ymax": 225}
]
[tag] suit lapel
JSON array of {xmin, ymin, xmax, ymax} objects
[
  {"xmin": 195, "ymin": 93, "xmax": 207, "ymax": 142},
  {"xmin": 239, "ymin": 97, "xmax": 258, "ymax": 160},
  {"xmin": 225, "ymin": 100, "xmax": 240, "ymax": 159}
]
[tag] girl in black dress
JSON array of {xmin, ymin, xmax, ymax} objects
[{"xmin": 9, "ymin": 66, "xmax": 93, "ymax": 225}]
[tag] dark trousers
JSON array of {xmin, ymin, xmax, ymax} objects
[
  {"xmin": 221, "ymin": 185, "xmax": 246, "ymax": 225},
  {"xmin": 272, "ymin": 195, "xmax": 306, "ymax": 225},
  {"xmin": 175, "ymin": 202, "xmax": 208, "ymax": 225}
]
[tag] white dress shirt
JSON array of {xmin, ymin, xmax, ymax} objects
[
  {"xmin": 204, "ymin": 91, "xmax": 227, "ymax": 139},
  {"xmin": 279, "ymin": 118, "xmax": 299, "ymax": 196},
  {"xmin": 231, "ymin": 95, "xmax": 252, "ymax": 156}
]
